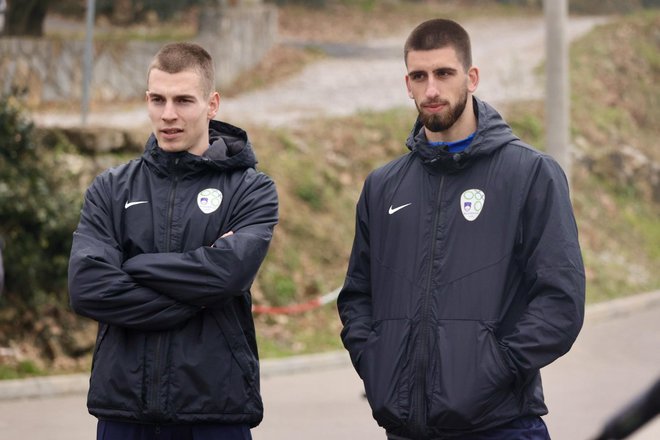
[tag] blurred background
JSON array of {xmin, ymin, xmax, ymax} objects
[{"xmin": 0, "ymin": 0, "xmax": 658, "ymax": 438}]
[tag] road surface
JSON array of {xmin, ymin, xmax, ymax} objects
[{"xmin": 1, "ymin": 292, "xmax": 658, "ymax": 440}]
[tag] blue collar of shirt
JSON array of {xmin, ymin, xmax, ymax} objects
[{"xmin": 428, "ymin": 131, "xmax": 476, "ymax": 153}]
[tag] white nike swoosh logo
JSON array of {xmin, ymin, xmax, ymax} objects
[
  {"xmin": 388, "ymin": 203, "xmax": 412, "ymax": 215},
  {"xmin": 124, "ymin": 201, "xmax": 149, "ymax": 209}
]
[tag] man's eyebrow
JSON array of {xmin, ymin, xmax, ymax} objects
[
  {"xmin": 434, "ymin": 67, "xmax": 458, "ymax": 74},
  {"xmin": 146, "ymin": 91, "xmax": 197, "ymax": 100},
  {"xmin": 408, "ymin": 67, "xmax": 458, "ymax": 76}
]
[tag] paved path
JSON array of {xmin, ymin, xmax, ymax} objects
[
  {"xmin": 1, "ymin": 292, "xmax": 658, "ymax": 440},
  {"xmin": 31, "ymin": 16, "xmax": 607, "ymax": 130},
  {"xmin": 542, "ymin": 298, "xmax": 660, "ymax": 440}
]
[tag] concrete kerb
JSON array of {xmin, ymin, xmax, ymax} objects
[
  {"xmin": 1, "ymin": 290, "xmax": 658, "ymax": 401},
  {"xmin": 584, "ymin": 289, "xmax": 660, "ymax": 323},
  {"xmin": 0, "ymin": 372, "xmax": 90, "ymax": 401},
  {"xmin": 0, "ymin": 351, "xmax": 353, "ymax": 401}
]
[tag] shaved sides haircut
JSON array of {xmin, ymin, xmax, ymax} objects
[
  {"xmin": 404, "ymin": 18, "xmax": 472, "ymax": 71},
  {"xmin": 148, "ymin": 42, "xmax": 215, "ymax": 96}
]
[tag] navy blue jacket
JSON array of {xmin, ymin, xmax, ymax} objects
[
  {"xmin": 68, "ymin": 120, "xmax": 278, "ymax": 427},
  {"xmin": 338, "ymin": 97, "xmax": 585, "ymax": 438}
]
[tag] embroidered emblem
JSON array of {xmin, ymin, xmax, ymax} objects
[
  {"xmin": 460, "ymin": 189, "xmax": 485, "ymax": 222},
  {"xmin": 197, "ymin": 188, "xmax": 223, "ymax": 214}
]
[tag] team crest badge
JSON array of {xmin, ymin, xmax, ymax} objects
[
  {"xmin": 197, "ymin": 188, "xmax": 223, "ymax": 214},
  {"xmin": 460, "ymin": 189, "xmax": 485, "ymax": 222}
]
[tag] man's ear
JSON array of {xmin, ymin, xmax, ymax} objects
[
  {"xmin": 405, "ymin": 75, "xmax": 414, "ymax": 99},
  {"xmin": 208, "ymin": 92, "xmax": 220, "ymax": 120},
  {"xmin": 467, "ymin": 66, "xmax": 480, "ymax": 93}
]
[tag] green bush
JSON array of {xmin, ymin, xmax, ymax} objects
[
  {"xmin": 0, "ymin": 92, "xmax": 81, "ymax": 308},
  {"xmin": 569, "ymin": 0, "xmax": 647, "ymax": 14},
  {"xmin": 0, "ymin": 360, "xmax": 43, "ymax": 380}
]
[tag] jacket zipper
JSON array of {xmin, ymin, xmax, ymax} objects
[
  {"xmin": 413, "ymin": 175, "xmax": 444, "ymax": 436},
  {"xmin": 149, "ymin": 158, "xmax": 180, "ymax": 414},
  {"xmin": 164, "ymin": 159, "xmax": 180, "ymax": 252}
]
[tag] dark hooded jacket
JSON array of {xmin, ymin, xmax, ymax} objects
[
  {"xmin": 68, "ymin": 120, "xmax": 278, "ymax": 427},
  {"xmin": 338, "ymin": 97, "xmax": 585, "ymax": 438}
]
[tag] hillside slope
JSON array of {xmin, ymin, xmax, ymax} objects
[{"xmin": 0, "ymin": 6, "xmax": 658, "ymax": 373}]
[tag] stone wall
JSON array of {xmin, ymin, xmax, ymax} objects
[
  {"xmin": 199, "ymin": 3, "xmax": 278, "ymax": 91},
  {"xmin": 0, "ymin": 3, "xmax": 277, "ymax": 107}
]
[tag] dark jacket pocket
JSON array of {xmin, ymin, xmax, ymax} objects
[
  {"xmin": 168, "ymin": 308, "xmax": 261, "ymax": 419},
  {"xmin": 427, "ymin": 320, "xmax": 519, "ymax": 429},
  {"xmin": 88, "ymin": 325, "xmax": 145, "ymax": 412},
  {"xmin": 359, "ymin": 319, "xmax": 412, "ymax": 431}
]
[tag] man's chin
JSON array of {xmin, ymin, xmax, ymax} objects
[
  {"xmin": 421, "ymin": 115, "xmax": 450, "ymax": 133},
  {"xmin": 156, "ymin": 138, "xmax": 183, "ymax": 152}
]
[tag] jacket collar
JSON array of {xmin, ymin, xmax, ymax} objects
[
  {"xmin": 406, "ymin": 96, "xmax": 519, "ymax": 173},
  {"xmin": 143, "ymin": 120, "xmax": 257, "ymax": 177}
]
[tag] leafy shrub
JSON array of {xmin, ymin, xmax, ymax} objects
[
  {"xmin": 0, "ymin": 360, "xmax": 43, "ymax": 380},
  {"xmin": 0, "ymin": 91, "xmax": 81, "ymax": 308}
]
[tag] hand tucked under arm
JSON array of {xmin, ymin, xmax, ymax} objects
[
  {"xmin": 211, "ymin": 230, "xmax": 233, "ymax": 245},
  {"xmin": 123, "ymin": 224, "xmax": 274, "ymax": 307}
]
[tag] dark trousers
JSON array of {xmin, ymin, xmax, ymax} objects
[
  {"xmin": 97, "ymin": 420, "xmax": 252, "ymax": 440},
  {"xmin": 387, "ymin": 416, "xmax": 551, "ymax": 440}
]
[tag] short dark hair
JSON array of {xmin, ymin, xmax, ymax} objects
[
  {"xmin": 404, "ymin": 18, "xmax": 472, "ymax": 71},
  {"xmin": 148, "ymin": 42, "xmax": 215, "ymax": 96}
]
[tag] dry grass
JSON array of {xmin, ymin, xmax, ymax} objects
[
  {"xmin": 224, "ymin": 0, "xmax": 538, "ymax": 97},
  {"xmin": 276, "ymin": 1, "xmax": 533, "ymax": 43},
  {"xmin": 222, "ymin": 44, "xmax": 325, "ymax": 97}
]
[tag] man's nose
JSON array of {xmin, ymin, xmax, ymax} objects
[
  {"xmin": 425, "ymin": 78, "xmax": 440, "ymax": 99},
  {"xmin": 161, "ymin": 101, "xmax": 177, "ymax": 120}
]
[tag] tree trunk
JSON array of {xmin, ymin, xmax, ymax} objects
[
  {"xmin": 2, "ymin": 0, "xmax": 49, "ymax": 37},
  {"xmin": 112, "ymin": 0, "xmax": 134, "ymax": 25}
]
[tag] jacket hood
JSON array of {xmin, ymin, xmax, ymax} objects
[
  {"xmin": 406, "ymin": 96, "xmax": 519, "ymax": 173},
  {"xmin": 144, "ymin": 119, "xmax": 257, "ymax": 176}
]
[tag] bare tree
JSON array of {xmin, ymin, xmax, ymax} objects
[
  {"xmin": 111, "ymin": 0, "xmax": 133, "ymax": 25},
  {"xmin": 2, "ymin": 0, "xmax": 49, "ymax": 37}
]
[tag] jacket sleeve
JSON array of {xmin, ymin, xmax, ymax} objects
[
  {"xmin": 499, "ymin": 156, "xmax": 586, "ymax": 384},
  {"xmin": 121, "ymin": 173, "xmax": 278, "ymax": 308},
  {"xmin": 337, "ymin": 180, "xmax": 374, "ymax": 376},
  {"xmin": 68, "ymin": 178, "xmax": 200, "ymax": 331}
]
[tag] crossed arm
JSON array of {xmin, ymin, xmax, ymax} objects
[{"xmin": 68, "ymin": 175, "xmax": 278, "ymax": 331}]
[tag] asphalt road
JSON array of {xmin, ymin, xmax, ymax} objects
[{"xmin": 0, "ymin": 292, "xmax": 658, "ymax": 440}]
